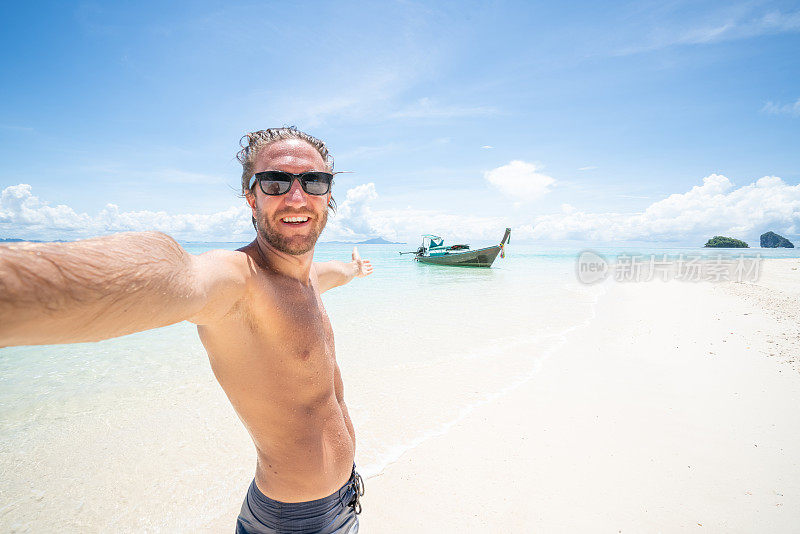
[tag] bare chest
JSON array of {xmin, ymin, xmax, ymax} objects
[
  {"xmin": 242, "ymin": 275, "xmax": 336, "ymax": 372},
  {"xmin": 198, "ymin": 269, "xmax": 338, "ymax": 412}
]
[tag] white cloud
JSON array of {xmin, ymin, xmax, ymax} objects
[
  {"xmin": 1, "ymin": 181, "xmax": 487, "ymax": 244},
  {"xmin": 4, "ymin": 173, "xmax": 799, "ymax": 246},
  {"xmin": 325, "ymin": 183, "xmax": 382, "ymax": 240},
  {"xmin": 561, "ymin": 203, "xmax": 577, "ymax": 214},
  {"xmin": 325, "ymin": 183, "xmax": 504, "ymax": 243},
  {"xmin": 481, "ymin": 145, "xmax": 494, "ymax": 149},
  {"xmin": 343, "ymin": 207, "xmax": 506, "ymax": 244},
  {"xmin": 578, "ymin": 166, "xmax": 597, "ymax": 171},
  {"xmin": 677, "ymin": 9, "xmax": 800, "ymax": 44},
  {"xmin": 0, "ymin": 183, "xmax": 252, "ymax": 241},
  {"xmin": 762, "ymin": 97, "xmax": 800, "ymax": 117},
  {"xmin": 615, "ymin": 9, "xmax": 800, "ymax": 55},
  {"xmin": 484, "ymin": 160, "xmax": 556, "ymax": 202},
  {"xmin": 0, "ymin": 182, "xmax": 402, "ymax": 243},
  {"xmin": 516, "ymin": 173, "xmax": 800, "ymax": 244}
]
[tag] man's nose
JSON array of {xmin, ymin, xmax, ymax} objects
[{"xmin": 284, "ymin": 179, "xmax": 307, "ymax": 206}]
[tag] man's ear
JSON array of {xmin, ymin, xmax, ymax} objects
[{"xmin": 246, "ymin": 191, "xmax": 259, "ymax": 231}]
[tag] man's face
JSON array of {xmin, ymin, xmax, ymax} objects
[{"xmin": 246, "ymin": 139, "xmax": 331, "ymax": 255}]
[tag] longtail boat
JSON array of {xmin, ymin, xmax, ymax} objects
[{"xmin": 409, "ymin": 228, "xmax": 510, "ymax": 267}]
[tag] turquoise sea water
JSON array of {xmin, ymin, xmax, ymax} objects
[{"xmin": 2, "ymin": 241, "xmax": 798, "ymax": 531}]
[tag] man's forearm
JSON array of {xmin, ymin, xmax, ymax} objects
[
  {"xmin": 328, "ymin": 260, "xmax": 358, "ymax": 288},
  {"xmin": 0, "ymin": 231, "xmax": 203, "ymax": 347}
]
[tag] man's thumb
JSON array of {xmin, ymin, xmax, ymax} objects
[{"xmin": 352, "ymin": 246, "xmax": 360, "ymax": 261}]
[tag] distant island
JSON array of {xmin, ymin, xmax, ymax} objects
[
  {"xmin": 1, "ymin": 238, "xmax": 67, "ymax": 243},
  {"xmin": 760, "ymin": 231, "xmax": 794, "ymax": 248},
  {"xmin": 323, "ymin": 237, "xmax": 405, "ymax": 245},
  {"xmin": 703, "ymin": 236, "xmax": 749, "ymax": 248}
]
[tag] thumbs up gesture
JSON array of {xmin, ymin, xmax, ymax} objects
[{"xmin": 352, "ymin": 247, "xmax": 373, "ymax": 278}]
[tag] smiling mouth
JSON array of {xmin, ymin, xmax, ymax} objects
[{"xmin": 280, "ymin": 216, "xmax": 310, "ymax": 226}]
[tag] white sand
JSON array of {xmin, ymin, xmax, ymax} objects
[{"xmin": 359, "ymin": 258, "xmax": 800, "ymax": 533}]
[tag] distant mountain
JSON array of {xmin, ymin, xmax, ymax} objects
[
  {"xmin": 323, "ymin": 237, "xmax": 405, "ymax": 245},
  {"xmin": 1, "ymin": 238, "xmax": 67, "ymax": 243},
  {"xmin": 760, "ymin": 231, "xmax": 794, "ymax": 248},
  {"xmin": 356, "ymin": 237, "xmax": 405, "ymax": 244}
]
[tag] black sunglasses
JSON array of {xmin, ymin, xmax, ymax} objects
[{"xmin": 250, "ymin": 171, "xmax": 333, "ymax": 196}]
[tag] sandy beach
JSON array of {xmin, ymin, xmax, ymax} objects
[{"xmin": 359, "ymin": 258, "xmax": 800, "ymax": 533}]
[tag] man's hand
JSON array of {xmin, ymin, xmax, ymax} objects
[
  {"xmin": 351, "ymin": 247, "xmax": 373, "ymax": 278},
  {"xmin": 315, "ymin": 249, "xmax": 374, "ymax": 293}
]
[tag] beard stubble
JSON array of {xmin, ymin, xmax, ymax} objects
[{"xmin": 256, "ymin": 207, "xmax": 328, "ymax": 255}]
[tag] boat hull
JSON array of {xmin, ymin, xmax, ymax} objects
[{"xmin": 415, "ymin": 244, "xmax": 503, "ymax": 267}]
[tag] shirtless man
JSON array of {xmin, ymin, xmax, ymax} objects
[{"xmin": 0, "ymin": 127, "xmax": 373, "ymax": 533}]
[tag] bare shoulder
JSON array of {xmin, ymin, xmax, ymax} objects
[
  {"xmin": 187, "ymin": 248, "xmax": 256, "ymax": 325},
  {"xmin": 192, "ymin": 248, "xmax": 253, "ymax": 281}
]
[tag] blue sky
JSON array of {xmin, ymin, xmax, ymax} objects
[{"xmin": 1, "ymin": 0, "xmax": 799, "ymax": 245}]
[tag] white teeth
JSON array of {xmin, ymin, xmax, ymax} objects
[{"xmin": 282, "ymin": 216, "xmax": 309, "ymax": 223}]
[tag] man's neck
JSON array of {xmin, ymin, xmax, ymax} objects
[{"xmin": 253, "ymin": 236, "xmax": 314, "ymax": 284}]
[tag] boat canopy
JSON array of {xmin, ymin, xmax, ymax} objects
[{"xmin": 422, "ymin": 235, "xmax": 444, "ymax": 248}]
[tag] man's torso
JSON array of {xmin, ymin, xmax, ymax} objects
[{"xmin": 196, "ymin": 244, "xmax": 355, "ymax": 502}]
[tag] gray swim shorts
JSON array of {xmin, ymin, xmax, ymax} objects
[{"xmin": 235, "ymin": 466, "xmax": 364, "ymax": 534}]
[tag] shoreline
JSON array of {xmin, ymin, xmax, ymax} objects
[{"xmin": 359, "ymin": 258, "xmax": 800, "ymax": 532}]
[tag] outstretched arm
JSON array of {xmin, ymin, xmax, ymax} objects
[
  {"xmin": 315, "ymin": 246, "xmax": 373, "ymax": 293},
  {"xmin": 0, "ymin": 231, "xmax": 247, "ymax": 347}
]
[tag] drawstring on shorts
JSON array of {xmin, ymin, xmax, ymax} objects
[{"xmin": 348, "ymin": 468, "xmax": 365, "ymax": 515}]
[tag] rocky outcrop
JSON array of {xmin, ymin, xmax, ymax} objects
[
  {"xmin": 704, "ymin": 236, "xmax": 749, "ymax": 248},
  {"xmin": 760, "ymin": 231, "xmax": 794, "ymax": 248}
]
